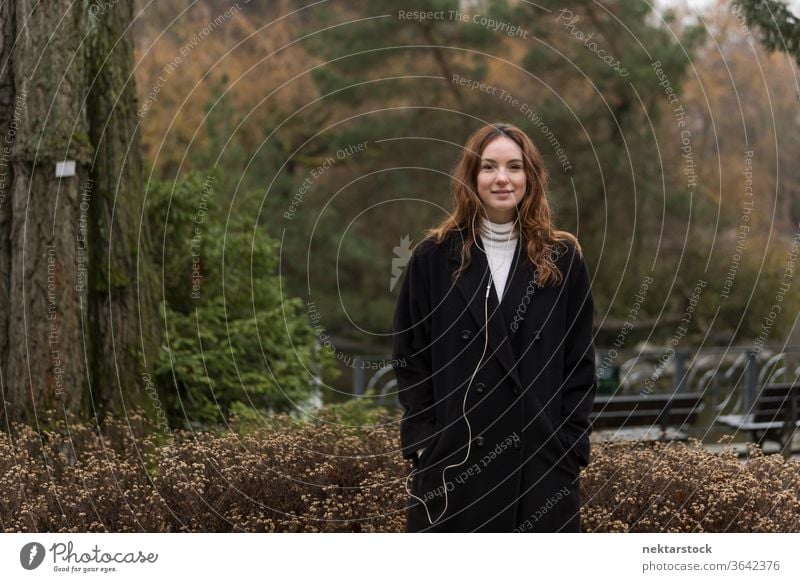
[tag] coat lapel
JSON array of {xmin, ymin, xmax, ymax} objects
[
  {"xmin": 500, "ymin": 238, "xmax": 539, "ymax": 340},
  {"xmin": 446, "ymin": 230, "xmax": 531, "ymax": 391}
]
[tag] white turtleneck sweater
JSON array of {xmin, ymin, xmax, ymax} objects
[
  {"xmin": 416, "ymin": 217, "xmax": 518, "ymax": 460},
  {"xmin": 478, "ymin": 217, "xmax": 518, "ymax": 302}
]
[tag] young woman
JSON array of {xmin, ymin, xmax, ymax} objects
[{"xmin": 392, "ymin": 122, "xmax": 597, "ymax": 533}]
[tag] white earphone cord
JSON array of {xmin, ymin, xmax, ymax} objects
[{"xmin": 404, "ymin": 210, "xmax": 519, "ymax": 526}]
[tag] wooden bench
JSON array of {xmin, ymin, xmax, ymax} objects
[
  {"xmin": 716, "ymin": 382, "xmax": 800, "ymax": 453},
  {"xmin": 590, "ymin": 392, "xmax": 705, "ymax": 441}
]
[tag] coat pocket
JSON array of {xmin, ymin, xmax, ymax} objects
[
  {"xmin": 417, "ymin": 430, "xmax": 444, "ymax": 470},
  {"xmin": 555, "ymin": 429, "xmax": 582, "ymax": 478}
]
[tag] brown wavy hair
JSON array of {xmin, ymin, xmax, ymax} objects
[{"xmin": 423, "ymin": 122, "xmax": 581, "ymax": 287}]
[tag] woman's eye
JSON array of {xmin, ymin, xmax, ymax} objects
[{"xmin": 482, "ymin": 163, "xmax": 521, "ymax": 170}]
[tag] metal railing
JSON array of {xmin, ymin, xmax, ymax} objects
[{"xmin": 350, "ymin": 346, "xmax": 800, "ymax": 416}]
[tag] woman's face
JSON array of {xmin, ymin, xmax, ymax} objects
[{"xmin": 475, "ymin": 135, "xmax": 527, "ymax": 223}]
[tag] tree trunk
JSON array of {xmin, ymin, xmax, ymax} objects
[
  {"xmin": 0, "ymin": 0, "xmax": 161, "ymax": 429},
  {"xmin": 0, "ymin": 0, "xmax": 16, "ymax": 414},
  {"xmin": 3, "ymin": 0, "xmax": 93, "ymax": 425},
  {"xmin": 85, "ymin": 1, "xmax": 162, "ymax": 423}
]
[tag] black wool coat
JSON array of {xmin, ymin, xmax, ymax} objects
[{"xmin": 392, "ymin": 228, "xmax": 597, "ymax": 533}]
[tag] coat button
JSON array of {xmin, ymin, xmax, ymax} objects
[
  {"xmin": 461, "ymin": 329, "xmax": 472, "ymax": 340},
  {"xmin": 474, "ymin": 436, "xmax": 485, "ymax": 447},
  {"xmin": 513, "ymin": 386, "xmax": 521, "ymax": 395},
  {"xmin": 475, "ymin": 382, "xmax": 485, "ymax": 394}
]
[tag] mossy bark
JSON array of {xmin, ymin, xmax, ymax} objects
[
  {"xmin": 0, "ymin": 1, "xmax": 162, "ymax": 429},
  {"xmin": 1, "ymin": 0, "xmax": 93, "ymax": 425},
  {"xmin": 84, "ymin": 1, "xmax": 162, "ymax": 425}
]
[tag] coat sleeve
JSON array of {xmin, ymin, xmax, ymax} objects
[
  {"xmin": 392, "ymin": 246, "xmax": 438, "ymax": 463},
  {"xmin": 559, "ymin": 245, "xmax": 597, "ymax": 469}
]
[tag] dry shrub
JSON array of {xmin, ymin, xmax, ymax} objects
[
  {"xmin": 150, "ymin": 413, "xmax": 408, "ymax": 532},
  {"xmin": 2, "ymin": 412, "xmax": 799, "ymax": 532},
  {"xmin": 0, "ymin": 412, "xmax": 161, "ymax": 532},
  {"xmin": 581, "ymin": 439, "xmax": 800, "ymax": 532},
  {"xmin": 0, "ymin": 408, "xmax": 408, "ymax": 532}
]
